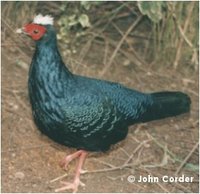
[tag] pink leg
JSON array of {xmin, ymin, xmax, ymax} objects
[
  {"xmin": 55, "ymin": 150, "xmax": 88, "ymax": 193},
  {"xmin": 60, "ymin": 150, "xmax": 85, "ymax": 169}
]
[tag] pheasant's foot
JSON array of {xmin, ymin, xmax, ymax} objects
[
  {"xmin": 55, "ymin": 150, "xmax": 88, "ymax": 193},
  {"xmin": 55, "ymin": 178, "xmax": 85, "ymax": 193}
]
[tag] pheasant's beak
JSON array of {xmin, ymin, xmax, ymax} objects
[
  {"xmin": 16, "ymin": 27, "xmax": 28, "ymax": 35},
  {"xmin": 16, "ymin": 28, "xmax": 23, "ymax": 33}
]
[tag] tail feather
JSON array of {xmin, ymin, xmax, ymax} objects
[{"xmin": 140, "ymin": 91, "xmax": 191, "ymax": 122}]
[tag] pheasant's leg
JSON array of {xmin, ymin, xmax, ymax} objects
[
  {"xmin": 55, "ymin": 150, "xmax": 88, "ymax": 193},
  {"xmin": 60, "ymin": 150, "xmax": 84, "ymax": 169}
]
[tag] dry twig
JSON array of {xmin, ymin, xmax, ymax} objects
[
  {"xmin": 175, "ymin": 141, "xmax": 199, "ymax": 175},
  {"xmin": 123, "ymin": 139, "xmax": 152, "ymax": 166},
  {"xmin": 100, "ymin": 15, "xmax": 143, "ymax": 76},
  {"xmin": 111, "ymin": 21, "xmax": 148, "ymax": 67},
  {"xmin": 82, "ymin": 156, "xmax": 154, "ymax": 174},
  {"xmin": 173, "ymin": 1, "xmax": 195, "ymax": 69}
]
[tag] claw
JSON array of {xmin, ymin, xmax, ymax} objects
[
  {"xmin": 55, "ymin": 180, "xmax": 79, "ymax": 193},
  {"xmin": 55, "ymin": 177, "xmax": 85, "ymax": 193}
]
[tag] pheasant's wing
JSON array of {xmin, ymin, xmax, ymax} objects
[
  {"xmin": 74, "ymin": 76, "xmax": 153, "ymax": 124},
  {"xmin": 60, "ymin": 93, "xmax": 126, "ymax": 150},
  {"xmin": 91, "ymin": 80, "xmax": 153, "ymax": 123}
]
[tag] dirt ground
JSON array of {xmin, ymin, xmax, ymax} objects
[{"xmin": 1, "ymin": 15, "xmax": 199, "ymax": 193}]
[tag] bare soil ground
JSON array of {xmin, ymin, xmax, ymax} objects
[{"xmin": 1, "ymin": 18, "xmax": 199, "ymax": 193}]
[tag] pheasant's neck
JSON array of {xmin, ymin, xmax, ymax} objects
[
  {"xmin": 28, "ymin": 41, "xmax": 72, "ymax": 102},
  {"xmin": 33, "ymin": 41, "xmax": 71, "ymax": 77}
]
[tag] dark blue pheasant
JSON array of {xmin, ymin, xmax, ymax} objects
[{"xmin": 17, "ymin": 14, "xmax": 191, "ymax": 192}]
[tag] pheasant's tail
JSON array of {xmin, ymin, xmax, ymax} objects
[{"xmin": 141, "ymin": 91, "xmax": 191, "ymax": 122}]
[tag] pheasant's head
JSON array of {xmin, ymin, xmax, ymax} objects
[{"xmin": 16, "ymin": 14, "xmax": 54, "ymax": 41}]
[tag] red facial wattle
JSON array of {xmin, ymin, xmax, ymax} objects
[{"xmin": 23, "ymin": 23, "xmax": 46, "ymax": 40}]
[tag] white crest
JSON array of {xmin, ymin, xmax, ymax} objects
[{"xmin": 33, "ymin": 14, "xmax": 54, "ymax": 25}]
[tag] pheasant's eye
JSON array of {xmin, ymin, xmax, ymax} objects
[{"xmin": 33, "ymin": 29, "xmax": 39, "ymax": 34}]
